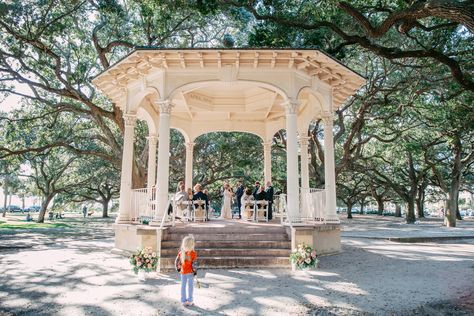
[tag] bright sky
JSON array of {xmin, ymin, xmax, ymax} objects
[{"xmin": 0, "ymin": 82, "xmax": 32, "ymax": 112}]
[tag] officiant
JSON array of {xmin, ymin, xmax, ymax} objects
[{"xmin": 265, "ymin": 181, "xmax": 274, "ymax": 220}]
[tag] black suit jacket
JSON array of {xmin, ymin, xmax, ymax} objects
[
  {"xmin": 252, "ymin": 185, "xmax": 260, "ymax": 198},
  {"xmin": 265, "ymin": 186, "xmax": 274, "ymax": 203},
  {"xmin": 192, "ymin": 192, "xmax": 209, "ymax": 210},
  {"xmin": 236, "ymin": 185, "xmax": 244, "ymax": 199}
]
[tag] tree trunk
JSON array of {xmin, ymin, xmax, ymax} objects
[
  {"xmin": 376, "ymin": 197, "xmax": 384, "ymax": 215},
  {"xmin": 395, "ymin": 204, "xmax": 402, "ymax": 217},
  {"xmin": 21, "ymin": 197, "xmax": 25, "ymax": 211},
  {"xmin": 2, "ymin": 184, "xmax": 8, "ymax": 217},
  {"xmin": 416, "ymin": 191, "xmax": 425, "ymax": 218},
  {"xmin": 360, "ymin": 199, "xmax": 365, "ymax": 215},
  {"xmin": 445, "ymin": 137, "xmax": 462, "ymax": 227},
  {"xmin": 455, "ymin": 190, "xmax": 462, "ymax": 220},
  {"xmin": 406, "ymin": 199, "xmax": 416, "ymax": 224},
  {"xmin": 102, "ymin": 200, "xmax": 109, "ymax": 218},
  {"xmin": 37, "ymin": 194, "xmax": 54, "ymax": 223},
  {"xmin": 347, "ymin": 202, "xmax": 353, "ymax": 219}
]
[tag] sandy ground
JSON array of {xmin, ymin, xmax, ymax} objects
[{"xmin": 1, "ymin": 215, "xmax": 474, "ymax": 315}]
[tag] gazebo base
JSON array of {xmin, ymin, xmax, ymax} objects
[
  {"xmin": 286, "ymin": 224, "xmax": 341, "ymax": 255},
  {"xmin": 113, "ymin": 223, "xmax": 160, "ymax": 254},
  {"xmin": 112, "ymin": 221, "xmax": 341, "ymax": 269}
]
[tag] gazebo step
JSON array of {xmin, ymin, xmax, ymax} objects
[
  {"xmin": 166, "ymin": 232, "xmax": 289, "ymax": 241},
  {"xmin": 160, "ymin": 256, "xmax": 290, "ymax": 270},
  {"xmin": 168, "ymin": 225, "xmax": 287, "ymax": 234},
  {"xmin": 161, "ymin": 240, "xmax": 291, "ymax": 249},
  {"xmin": 160, "ymin": 248, "xmax": 291, "ymax": 257}
]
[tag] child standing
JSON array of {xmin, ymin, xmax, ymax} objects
[{"xmin": 175, "ymin": 235, "xmax": 198, "ymax": 306}]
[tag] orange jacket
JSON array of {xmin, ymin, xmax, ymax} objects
[{"xmin": 175, "ymin": 250, "xmax": 197, "ymax": 274}]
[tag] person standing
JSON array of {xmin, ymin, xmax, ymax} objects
[
  {"xmin": 252, "ymin": 181, "xmax": 261, "ymax": 199},
  {"xmin": 265, "ymin": 181, "xmax": 274, "ymax": 220},
  {"xmin": 82, "ymin": 205, "xmax": 87, "ymax": 218},
  {"xmin": 175, "ymin": 235, "xmax": 198, "ymax": 306},
  {"xmin": 220, "ymin": 183, "xmax": 233, "ymax": 219},
  {"xmin": 235, "ymin": 181, "xmax": 244, "ymax": 219}
]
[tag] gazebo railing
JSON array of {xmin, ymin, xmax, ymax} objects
[
  {"xmin": 300, "ymin": 188, "xmax": 326, "ymax": 223},
  {"xmin": 131, "ymin": 188, "xmax": 175, "ymax": 226}
]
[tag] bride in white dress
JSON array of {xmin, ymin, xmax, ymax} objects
[{"xmin": 220, "ymin": 183, "xmax": 234, "ymax": 219}]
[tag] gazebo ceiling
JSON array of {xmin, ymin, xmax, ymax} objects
[{"xmin": 92, "ymin": 48, "xmax": 366, "ymax": 115}]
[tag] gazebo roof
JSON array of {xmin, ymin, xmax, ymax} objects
[
  {"xmin": 92, "ymin": 48, "xmax": 366, "ymax": 141},
  {"xmin": 92, "ymin": 48, "xmax": 365, "ymax": 107}
]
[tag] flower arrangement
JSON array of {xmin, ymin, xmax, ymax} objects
[
  {"xmin": 129, "ymin": 247, "xmax": 158, "ymax": 274},
  {"xmin": 289, "ymin": 243, "xmax": 319, "ymax": 270}
]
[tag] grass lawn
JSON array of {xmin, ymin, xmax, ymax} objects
[{"xmin": 0, "ymin": 222, "xmax": 71, "ymax": 229}]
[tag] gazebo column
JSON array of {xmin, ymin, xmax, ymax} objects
[
  {"xmin": 185, "ymin": 142, "xmax": 195, "ymax": 190},
  {"xmin": 323, "ymin": 114, "xmax": 339, "ymax": 223},
  {"xmin": 146, "ymin": 134, "xmax": 158, "ymax": 189},
  {"xmin": 299, "ymin": 136, "xmax": 310, "ymax": 189},
  {"xmin": 284, "ymin": 99, "xmax": 301, "ymax": 222},
  {"xmin": 155, "ymin": 100, "xmax": 173, "ymax": 219},
  {"xmin": 117, "ymin": 114, "xmax": 136, "ymax": 224},
  {"xmin": 263, "ymin": 141, "xmax": 272, "ymax": 184}
]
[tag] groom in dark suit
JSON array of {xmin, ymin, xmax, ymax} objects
[
  {"xmin": 235, "ymin": 180, "xmax": 244, "ymax": 219},
  {"xmin": 265, "ymin": 181, "xmax": 274, "ymax": 220}
]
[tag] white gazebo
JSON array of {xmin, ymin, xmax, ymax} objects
[{"xmin": 92, "ymin": 48, "xmax": 365, "ymax": 257}]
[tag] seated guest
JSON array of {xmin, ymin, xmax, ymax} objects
[
  {"xmin": 252, "ymin": 181, "xmax": 261, "ymax": 198},
  {"xmin": 192, "ymin": 183, "xmax": 209, "ymax": 210},
  {"xmin": 255, "ymin": 185, "xmax": 267, "ymax": 209},
  {"xmin": 174, "ymin": 183, "xmax": 189, "ymax": 219},
  {"xmin": 240, "ymin": 188, "xmax": 255, "ymax": 213}
]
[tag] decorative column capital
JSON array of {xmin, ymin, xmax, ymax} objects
[
  {"xmin": 262, "ymin": 141, "xmax": 272, "ymax": 151},
  {"xmin": 154, "ymin": 99, "xmax": 174, "ymax": 115},
  {"xmin": 147, "ymin": 133, "xmax": 158, "ymax": 144},
  {"xmin": 185, "ymin": 142, "xmax": 195, "ymax": 151},
  {"xmin": 281, "ymin": 98, "xmax": 300, "ymax": 115},
  {"xmin": 123, "ymin": 114, "xmax": 137, "ymax": 127},
  {"xmin": 321, "ymin": 113, "xmax": 333, "ymax": 125},
  {"xmin": 298, "ymin": 136, "xmax": 310, "ymax": 146}
]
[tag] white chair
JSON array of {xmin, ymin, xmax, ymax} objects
[
  {"xmin": 243, "ymin": 200, "xmax": 255, "ymax": 221},
  {"xmin": 255, "ymin": 200, "xmax": 269, "ymax": 222},
  {"xmin": 192, "ymin": 200, "xmax": 207, "ymax": 222}
]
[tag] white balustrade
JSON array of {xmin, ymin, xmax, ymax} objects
[{"xmin": 300, "ymin": 188, "xmax": 326, "ymax": 223}]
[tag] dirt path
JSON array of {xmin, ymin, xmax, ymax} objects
[{"xmin": 1, "ymin": 238, "xmax": 473, "ymax": 315}]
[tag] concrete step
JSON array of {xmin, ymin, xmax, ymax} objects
[
  {"xmin": 160, "ymin": 256, "xmax": 290, "ymax": 269},
  {"xmin": 166, "ymin": 232, "xmax": 289, "ymax": 241},
  {"xmin": 160, "ymin": 248, "xmax": 291, "ymax": 257},
  {"xmin": 161, "ymin": 240, "xmax": 291, "ymax": 249}
]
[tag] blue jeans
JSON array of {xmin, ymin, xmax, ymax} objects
[{"xmin": 180, "ymin": 273, "xmax": 194, "ymax": 303}]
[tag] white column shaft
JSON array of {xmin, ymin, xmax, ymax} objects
[
  {"xmin": 147, "ymin": 135, "xmax": 158, "ymax": 189},
  {"xmin": 185, "ymin": 142, "xmax": 194, "ymax": 190},
  {"xmin": 156, "ymin": 101, "xmax": 173, "ymax": 219},
  {"xmin": 263, "ymin": 142, "xmax": 272, "ymax": 184},
  {"xmin": 300, "ymin": 137, "xmax": 310, "ymax": 189},
  {"xmin": 285, "ymin": 100, "xmax": 300, "ymax": 222},
  {"xmin": 117, "ymin": 114, "xmax": 136, "ymax": 223},
  {"xmin": 323, "ymin": 115, "xmax": 339, "ymax": 222}
]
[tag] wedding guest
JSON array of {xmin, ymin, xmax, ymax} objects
[
  {"xmin": 175, "ymin": 183, "xmax": 189, "ymax": 220},
  {"xmin": 265, "ymin": 181, "xmax": 274, "ymax": 220},
  {"xmin": 240, "ymin": 188, "xmax": 254, "ymax": 213},
  {"xmin": 252, "ymin": 181, "xmax": 261, "ymax": 198},
  {"xmin": 175, "ymin": 235, "xmax": 198, "ymax": 306},
  {"xmin": 235, "ymin": 180, "xmax": 244, "ymax": 219},
  {"xmin": 176, "ymin": 180, "xmax": 184, "ymax": 193},
  {"xmin": 192, "ymin": 184, "xmax": 209, "ymax": 211},
  {"xmin": 203, "ymin": 189, "xmax": 211, "ymax": 220},
  {"xmin": 255, "ymin": 185, "xmax": 266, "ymax": 209}
]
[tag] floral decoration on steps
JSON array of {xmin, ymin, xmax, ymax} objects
[
  {"xmin": 289, "ymin": 243, "xmax": 319, "ymax": 270},
  {"xmin": 130, "ymin": 246, "xmax": 158, "ymax": 274}
]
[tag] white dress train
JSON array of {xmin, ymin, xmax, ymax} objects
[{"xmin": 220, "ymin": 190, "xmax": 233, "ymax": 219}]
